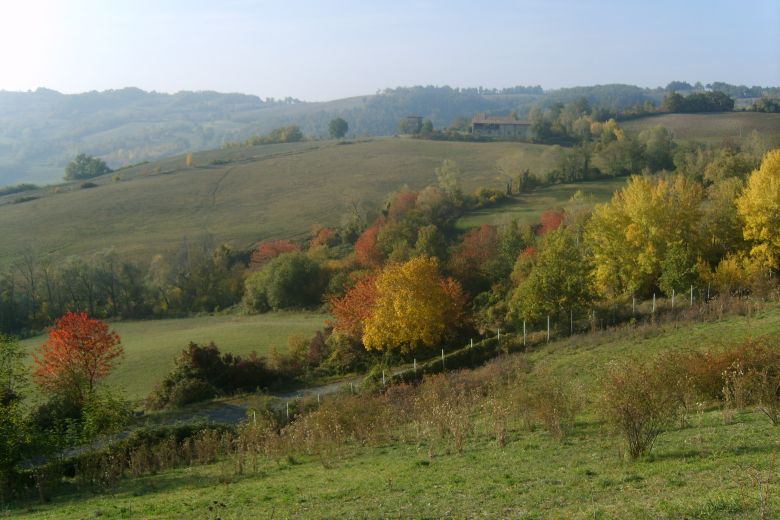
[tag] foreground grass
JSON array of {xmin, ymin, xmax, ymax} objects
[
  {"xmin": 10, "ymin": 410, "xmax": 778, "ymax": 519},
  {"xmin": 9, "ymin": 306, "xmax": 780, "ymax": 519},
  {"xmin": 20, "ymin": 311, "xmax": 327, "ymax": 401}
]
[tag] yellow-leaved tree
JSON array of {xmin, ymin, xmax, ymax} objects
[
  {"xmin": 362, "ymin": 257, "xmax": 465, "ymax": 352},
  {"xmin": 586, "ymin": 175, "xmax": 704, "ymax": 298},
  {"xmin": 736, "ymin": 149, "xmax": 780, "ymax": 269}
]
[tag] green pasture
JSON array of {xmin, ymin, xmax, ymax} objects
[
  {"xmin": 12, "ymin": 305, "xmax": 780, "ymax": 519},
  {"xmin": 20, "ymin": 311, "xmax": 328, "ymax": 401}
]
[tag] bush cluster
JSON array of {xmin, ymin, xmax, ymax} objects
[{"xmin": 147, "ymin": 342, "xmax": 277, "ymax": 409}]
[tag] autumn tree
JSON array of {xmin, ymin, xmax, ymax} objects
[
  {"xmin": 355, "ymin": 223, "xmax": 384, "ymax": 267},
  {"xmin": 586, "ymin": 175, "xmax": 704, "ymax": 298},
  {"xmin": 251, "ymin": 239, "xmax": 301, "ymax": 268},
  {"xmin": 537, "ymin": 210, "xmax": 565, "ymax": 235},
  {"xmin": 33, "ymin": 312, "xmax": 123, "ymax": 405},
  {"xmin": 344, "ymin": 257, "xmax": 466, "ymax": 352},
  {"xmin": 736, "ymin": 149, "xmax": 780, "ymax": 269},
  {"xmin": 448, "ymin": 224, "xmax": 500, "ymax": 293},
  {"xmin": 330, "ymin": 274, "xmax": 378, "ymax": 338}
]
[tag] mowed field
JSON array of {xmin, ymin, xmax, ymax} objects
[
  {"xmin": 456, "ymin": 177, "xmax": 626, "ymax": 230},
  {"xmin": 0, "ymin": 138, "xmax": 556, "ymax": 267},
  {"xmin": 20, "ymin": 311, "xmax": 328, "ymax": 401},
  {"xmin": 14, "ymin": 306, "xmax": 780, "ymax": 519},
  {"xmin": 622, "ymin": 111, "xmax": 780, "ymax": 143}
]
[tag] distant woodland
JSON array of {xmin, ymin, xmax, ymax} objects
[{"xmin": 1, "ymin": 82, "xmax": 778, "ymax": 185}]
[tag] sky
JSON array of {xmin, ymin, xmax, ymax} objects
[{"xmin": 1, "ymin": 0, "xmax": 779, "ymax": 101}]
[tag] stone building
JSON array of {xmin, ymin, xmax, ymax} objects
[{"xmin": 471, "ymin": 114, "xmax": 531, "ymax": 139}]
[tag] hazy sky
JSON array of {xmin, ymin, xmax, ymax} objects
[{"xmin": 1, "ymin": 0, "xmax": 779, "ymax": 100}]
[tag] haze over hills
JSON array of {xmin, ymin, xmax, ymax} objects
[{"xmin": 3, "ymin": 82, "xmax": 777, "ymax": 185}]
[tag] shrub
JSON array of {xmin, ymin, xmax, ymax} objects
[
  {"xmin": 168, "ymin": 378, "xmax": 218, "ymax": 408},
  {"xmin": 721, "ymin": 339, "xmax": 780, "ymax": 425},
  {"xmin": 528, "ymin": 375, "xmax": 582, "ymax": 441},
  {"xmin": 147, "ymin": 342, "xmax": 277, "ymax": 409},
  {"xmin": 599, "ymin": 359, "xmax": 680, "ymax": 459}
]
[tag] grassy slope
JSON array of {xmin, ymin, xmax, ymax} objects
[
  {"xmin": 0, "ymin": 138, "xmax": 554, "ymax": 267},
  {"xmin": 621, "ymin": 111, "xmax": 780, "ymax": 143},
  {"xmin": 20, "ymin": 312, "xmax": 328, "ymax": 401},
  {"xmin": 455, "ymin": 178, "xmax": 625, "ymax": 230},
  {"xmin": 14, "ymin": 306, "xmax": 780, "ymax": 519}
]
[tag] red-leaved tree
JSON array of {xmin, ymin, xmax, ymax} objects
[
  {"xmin": 355, "ymin": 224, "xmax": 384, "ymax": 267},
  {"xmin": 251, "ymin": 239, "xmax": 300, "ymax": 268},
  {"xmin": 330, "ymin": 274, "xmax": 378, "ymax": 338},
  {"xmin": 33, "ymin": 312, "xmax": 124, "ymax": 404},
  {"xmin": 537, "ymin": 210, "xmax": 565, "ymax": 235}
]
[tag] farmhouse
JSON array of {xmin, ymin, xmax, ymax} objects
[{"xmin": 472, "ymin": 114, "xmax": 531, "ymax": 139}]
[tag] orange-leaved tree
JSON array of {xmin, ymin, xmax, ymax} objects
[
  {"xmin": 33, "ymin": 312, "xmax": 123, "ymax": 404},
  {"xmin": 334, "ymin": 257, "xmax": 466, "ymax": 352},
  {"xmin": 329, "ymin": 274, "xmax": 379, "ymax": 338}
]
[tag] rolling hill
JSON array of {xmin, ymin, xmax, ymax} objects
[
  {"xmin": 0, "ymin": 137, "xmax": 562, "ymax": 266},
  {"xmin": 2, "ymin": 110, "xmax": 778, "ymax": 267}
]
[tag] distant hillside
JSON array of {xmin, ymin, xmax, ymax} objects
[
  {"xmin": 0, "ymin": 138, "xmax": 560, "ymax": 266},
  {"xmin": 0, "ymin": 84, "xmax": 684, "ymax": 185}
]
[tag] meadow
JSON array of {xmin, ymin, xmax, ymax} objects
[
  {"xmin": 20, "ymin": 311, "xmax": 327, "ymax": 402},
  {"xmin": 0, "ymin": 138, "xmax": 554, "ymax": 267},
  {"xmin": 622, "ymin": 111, "xmax": 780, "ymax": 143},
  {"xmin": 10, "ymin": 304, "xmax": 780, "ymax": 519},
  {"xmin": 455, "ymin": 177, "xmax": 626, "ymax": 229}
]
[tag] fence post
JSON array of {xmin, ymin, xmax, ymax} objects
[
  {"xmin": 441, "ymin": 349, "xmax": 445, "ymax": 370},
  {"xmin": 547, "ymin": 316, "xmax": 550, "ymax": 343},
  {"xmin": 413, "ymin": 358, "xmax": 417, "ymax": 375},
  {"xmin": 523, "ymin": 320, "xmax": 526, "ymax": 347},
  {"xmin": 317, "ymin": 393, "xmax": 320, "ymax": 404},
  {"xmin": 671, "ymin": 289, "xmax": 675, "ymax": 309},
  {"xmin": 470, "ymin": 338, "xmax": 473, "ymax": 349},
  {"xmin": 690, "ymin": 285, "xmax": 694, "ymax": 307},
  {"xmin": 286, "ymin": 401, "xmax": 289, "ymax": 420},
  {"xmin": 497, "ymin": 328, "xmax": 500, "ymax": 341},
  {"xmin": 382, "ymin": 370, "xmax": 385, "ymax": 386},
  {"xmin": 652, "ymin": 293, "xmax": 656, "ymax": 314},
  {"xmin": 570, "ymin": 309, "xmax": 573, "ymax": 336},
  {"xmin": 350, "ymin": 382, "xmax": 354, "ymax": 394}
]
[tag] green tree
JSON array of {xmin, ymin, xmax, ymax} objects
[
  {"xmin": 509, "ymin": 229, "xmax": 593, "ymax": 324},
  {"xmin": 244, "ymin": 252, "xmax": 323, "ymax": 311},
  {"xmin": 64, "ymin": 153, "xmax": 111, "ymax": 181},
  {"xmin": 328, "ymin": 117, "xmax": 348, "ymax": 139},
  {"xmin": 0, "ymin": 336, "xmax": 30, "ymax": 498}
]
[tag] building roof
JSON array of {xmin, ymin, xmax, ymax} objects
[{"xmin": 472, "ymin": 114, "xmax": 530, "ymax": 125}]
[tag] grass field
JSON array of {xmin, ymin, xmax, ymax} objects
[
  {"xmin": 20, "ymin": 311, "xmax": 328, "ymax": 402},
  {"xmin": 12, "ymin": 306, "xmax": 780, "ymax": 519},
  {"xmin": 0, "ymin": 138, "xmax": 555, "ymax": 267},
  {"xmin": 622, "ymin": 111, "xmax": 780, "ymax": 143},
  {"xmin": 455, "ymin": 177, "xmax": 626, "ymax": 230}
]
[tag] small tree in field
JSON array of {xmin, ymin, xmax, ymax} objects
[
  {"xmin": 33, "ymin": 312, "xmax": 123, "ymax": 405},
  {"xmin": 328, "ymin": 118, "xmax": 348, "ymax": 139}
]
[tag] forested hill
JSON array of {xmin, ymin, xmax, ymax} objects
[{"xmin": 0, "ymin": 82, "xmax": 775, "ymax": 185}]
